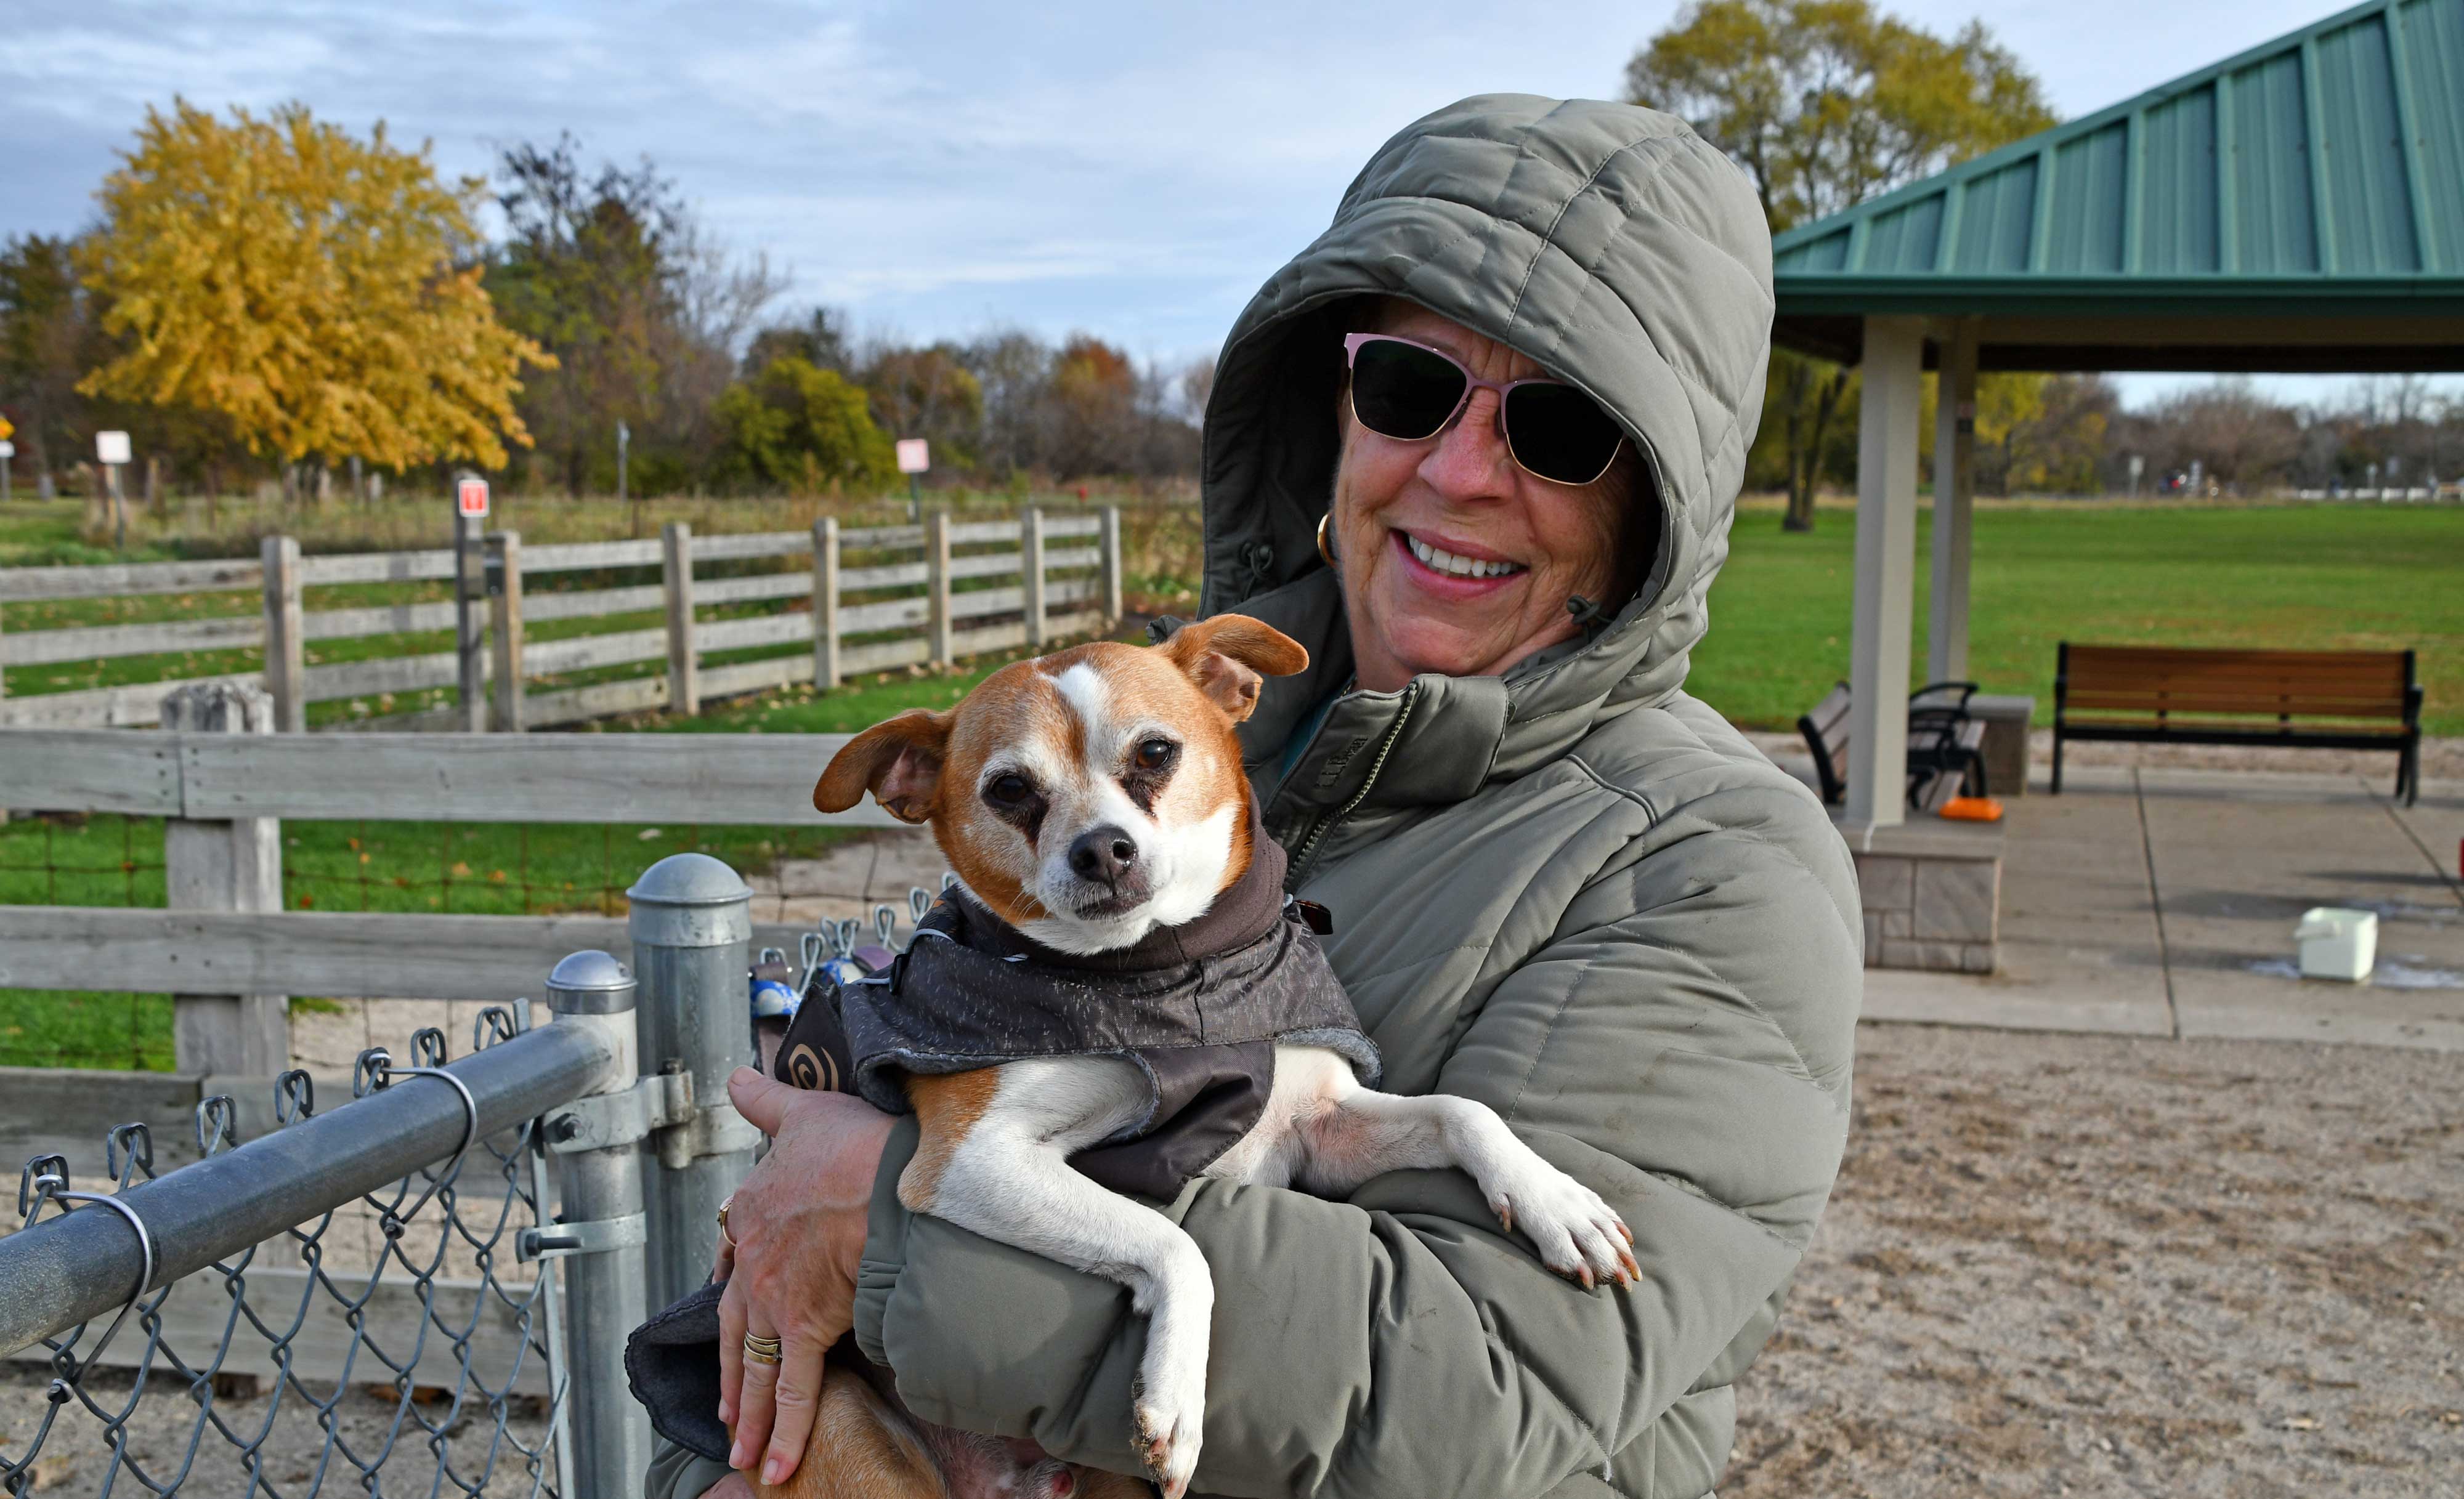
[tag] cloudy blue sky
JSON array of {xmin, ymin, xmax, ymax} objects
[{"xmin": 0, "ymin": 0, "xmax": 2416, "ymax": 407}]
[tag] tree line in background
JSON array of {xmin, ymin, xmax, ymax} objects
[
  {"xmin": 3, "ymin": 1, "xmax": 2458, "ymax": 519},
  {"xmin": 0, "ymin": 105, "xmax": 1203, "ymax": 506}
]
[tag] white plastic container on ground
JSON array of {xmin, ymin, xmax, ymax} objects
[{"xmin": 2293, "ymin": 907, "xmax": 2378, "ymax": 982}]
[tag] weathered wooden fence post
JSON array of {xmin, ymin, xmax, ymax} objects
[
  {"xmin": 1099, "ymin": 506, "xmax": 1123, "ymax": 624},
  {"xmin": 259, "ymin": 535, "xmax": 306, "ymax": 732},
  {"xmin": 662, "ymin": 520, "xmax": 699, "ymax": 715},
  {"xmin": 1023, "ymin": 507, "xmax": 1048, "ymax": 650},
  {"xmin": 813, "ymin": 517, "xmax": 840, "ymax": 690},
  {"xmin": 926, "ymin": 509, "xmax": 953, "ymax": 669},
  {"xmin": 161, "ymin": 682, "xmax": 290, "ymax": 1075},
  {"xmin": 487, "ymin": 530, "xmax": 525, "ymax": 732},
  {"xmin": 454, "ymin": 508, "xmax": 487, "ymax": 732}
]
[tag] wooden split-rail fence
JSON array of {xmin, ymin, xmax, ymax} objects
[
  {"xmin": 0, "ymin": 507, "xmax": 1123, "ymax": 731},
  {"xmin": 0, "ymin": 703, "xmax": 915, "ymax": 1072}
]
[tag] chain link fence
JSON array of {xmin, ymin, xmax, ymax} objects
[{"xmin": 0, "ymin": 852, "xmax": 758, "ymax": 1497}]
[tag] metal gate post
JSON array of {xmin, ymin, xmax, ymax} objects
[
  {"xmin": 628, "ymin": 854, "xmax": 761, "ymax": 1309},
  {"xmin": 536, "ymin": 950, "xmax": 654, "ymax": 1497}
]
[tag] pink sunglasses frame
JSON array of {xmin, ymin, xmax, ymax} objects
[{"xmin": 1342, "ymin": 332, "xmax": 1624, "ymax": 487}]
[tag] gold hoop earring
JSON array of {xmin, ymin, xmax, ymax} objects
[{"xmin": 1316, "ymin": 512, "xmax": 1337, "ymax": 568}]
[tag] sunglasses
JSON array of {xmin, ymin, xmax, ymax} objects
[{"xmin": 1342, "ymin": 333, "xmax": 1626, "ymax": 487}]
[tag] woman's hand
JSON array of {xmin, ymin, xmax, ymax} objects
[{"xmin": 715, "ymin": 1068, "xmax": 895, "ymax": 1488}]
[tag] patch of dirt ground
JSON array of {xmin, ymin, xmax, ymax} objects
[
  {"xmin": 0, "ymin": 1369, "xmax": 553, "ymax": 1496},
  {"xmin": 1727, "ymin": 1022, "xmax": 2463, "ymax": 1498},
  {"xmin": 8, "ymin": 1022, "xmax": 2456, "ymax": 1495}
]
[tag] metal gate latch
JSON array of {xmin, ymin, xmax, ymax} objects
[
  {"xmin": 519, "ymin": 1210, "xmax": 647, "ymax": 1263},
  {"xmin": 541, "ymin": 1072, "xmax": 694, "ymax": 1154}
]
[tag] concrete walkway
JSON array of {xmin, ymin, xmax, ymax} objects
[
  {"xmin": 740, "ymin": 752, "xmax": 2464, "ymax": 1055},
  {"xmin": 1862, "ymin": 766, "xmax": 2464, "ymax": 1051}
]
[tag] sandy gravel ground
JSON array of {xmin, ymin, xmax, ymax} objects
[
  {"xmin": 1728, "ymin": 1023, "xmax": 2463, "ymax": 1498},
  {"xmin": 10, "ymin": 1023, "xmax": 2456, "ymax": 1496},
  {"xmin": 0, "ymin": 1369, "xmax": 554, "ymax": 1496}
]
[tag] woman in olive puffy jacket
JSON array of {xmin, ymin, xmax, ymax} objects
[{"xmin": 661, "ymin": 93, "xmax": 1858, "ymax": 1499}]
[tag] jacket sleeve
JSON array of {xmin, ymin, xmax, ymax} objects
[
  {"xmin": 643, "ymin": 1437, "xmax": 731, "ymax": 1499},
  {"xmin": 851, "ymin": 816, "xmax": 1859, "ymax": 1498}
]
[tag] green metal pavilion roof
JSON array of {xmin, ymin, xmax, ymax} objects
[{"xmin": 1770, "ymin": 0, "xmax": 2464, "ymax": 372}]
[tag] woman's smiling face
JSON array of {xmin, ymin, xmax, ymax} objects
[{"xmin": 1331, "ymin": 302, "xmax": 1645, "ymax": 693}]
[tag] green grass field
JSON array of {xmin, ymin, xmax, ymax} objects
[
  {"xmin": 1692, "ymin": 499, "xmax": 2464, "ymax": 735},
  {"xmin": 4, "ymin": 495, "xmax": 2458, "ymax": 1068}
]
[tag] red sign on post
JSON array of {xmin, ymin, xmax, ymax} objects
[{"xmin": 457, "ymin": 477, "xmax": 490, "ymax": 519}]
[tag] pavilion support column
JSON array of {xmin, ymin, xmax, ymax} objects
[
  {"xmin": 1928, "ymin": 317, "xmax": 1979, "ymax": 685},
  {"xmin": 1846, "ymin": 316, "xmax": 1924, "ymax": 830}
]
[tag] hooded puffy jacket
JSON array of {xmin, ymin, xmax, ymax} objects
[{"xmin": 650, "ymin": 94, "xmax": 1859, "ymax": 1499}]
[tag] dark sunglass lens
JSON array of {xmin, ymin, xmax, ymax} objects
[
  {"xmin": 1506, "ymin": 383, "xmax": 1624, "ymax": 484},
  {"xmin": 1350, "ymin": 341, "xmax": 1466, "ymax": 441}
]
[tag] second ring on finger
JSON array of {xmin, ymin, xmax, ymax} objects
[{"xmin": 740, "ymin": 1314, "xmax": 782, "ymax": 1383}]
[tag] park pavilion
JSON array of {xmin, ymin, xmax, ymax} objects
[{"xmin": 1770, "ymin": 0, "xmax": 2464, "ymax": 830}]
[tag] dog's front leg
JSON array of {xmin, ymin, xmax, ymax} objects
[
  {"xmin": 1295, "ymin": 1075, "xmax": 1639, "ymax": 1290},
  {"xmin": 904, "ymin": 1061, "xmax": 1211, "ymax": 1499}
]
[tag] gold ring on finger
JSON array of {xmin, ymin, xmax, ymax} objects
[
  {"xmin": 742, "ymin": 1332, "xmax": 783, "ymax": 1366},
  {"xmin": 717, "ymin": 1194, "xmax": 738, "ymax": 1250}
]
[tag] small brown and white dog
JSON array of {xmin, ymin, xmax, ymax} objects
[{"xmin": 770, "ymin": 616, "xmax": 1635, "ymax": 1499}]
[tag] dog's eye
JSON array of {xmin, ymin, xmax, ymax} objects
[
  {"xmin": 1135, "ymin": 738, "xmax": 1176, "ymax": 772},
  {"xmin": 984, "ymin": 773, "xmax": 1032, "ymax": 806}
]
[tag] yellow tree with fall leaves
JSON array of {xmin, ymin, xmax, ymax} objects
[{"xmin": 78, "ymin": 99, "xmax": 552, "ymax": 471}]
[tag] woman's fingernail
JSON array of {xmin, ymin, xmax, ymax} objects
[
  {"xmin": 718, "ymin": 1400, "xmax": 733, "ymax": 1425},
  {"xmin": 729, "ymin": 1441, "xmax": 747, "ymax": 1469},
  {"xmin": 763, "ymin": 1457, "xmax": 787, "ymax": 1485}
]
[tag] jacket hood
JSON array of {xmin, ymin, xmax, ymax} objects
[{"xmin": 1200, "ymin": 94, "xmax": 1773, "ymax": 814}]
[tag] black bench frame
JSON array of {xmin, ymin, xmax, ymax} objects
[
  {"xmin": 2053, "ymin": 642, "xmax": 2422, "ymax": 806},
  {"xmin": 1797, "ymin": 681, "xmax": 1990, "ymax": 811}
]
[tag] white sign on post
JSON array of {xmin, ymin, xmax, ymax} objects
[
  {"xmin": 896, "ymin": 438, "xmax": 930, "ymax": 474},
  {"xmin": 457, "ymin": 477, "xmax": 490, "ymax": 518},
  {"xmin": 0, "ymin": 442, "xmax": 14, "ymax": 459},
  {"xmin": 95, "ymin": 431, "xmax": 132, "ymax": 466}
]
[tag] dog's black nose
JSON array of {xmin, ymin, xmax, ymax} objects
[{"xmin": 1068, "ymin": 826, "xmax": 1139, "ymax": 885}]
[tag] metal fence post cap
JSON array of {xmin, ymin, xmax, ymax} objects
[
  {"xmin": 546, "ymin": 949, "xmax": 636, "ymax": 1014},
  {"xmin": 627, "ymin": 853, "xmax": 753, "ymax": 948}
]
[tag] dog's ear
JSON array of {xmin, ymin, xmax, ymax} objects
[
  {"xmin": 1161, "ymin": 615, "xmax": 1310, "ymax": 724},
  {"xmin": 816, "ymin": 709, "xmax": 950, "ymax": 823}
]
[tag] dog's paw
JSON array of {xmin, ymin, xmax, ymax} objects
[
  {"xmin": 1130, "ymin": 1367, "xmax": 1204, "ymax": 1499},
  {"xmin": 1488, "ymin": 1166, "xmax": 1638, "ymax": 1290}
]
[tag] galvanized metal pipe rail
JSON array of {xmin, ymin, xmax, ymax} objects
[{"xmin": 0, "ymin": 1019, "xmax": 617, "ymax": 1357}]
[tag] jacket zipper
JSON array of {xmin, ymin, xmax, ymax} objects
[{"xmin": 1287, "ymin": 682, "xmax": 1420, "ymax": 889}]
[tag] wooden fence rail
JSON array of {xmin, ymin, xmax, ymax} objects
[
  {"xmin": 0, "ymin": 507, "xmax": 1118, "ymax": 730},
  {"xmin": 2, "ymin": 719, "xmax": 928, "ymax": 1077},
  {"xmin": 1, "ymin": 726, "xmax": 906, "ymax": 823},
  {"xmin": 0, "ymin": 906, "xmax": 811, "ymax": 1003}
]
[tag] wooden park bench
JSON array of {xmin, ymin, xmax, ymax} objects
[
  {"xmin": 2053, "ymin": 644, "xmax": 2421, "ymax": 805},
  {"xmin": 1798, "ymin": 681, "xmax": 1990, "ymax": 812}
]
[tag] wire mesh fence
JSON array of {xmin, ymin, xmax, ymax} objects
[{"xmin": 1, "ymin": 1015, "xmax": 580, "ymax": 1497}]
